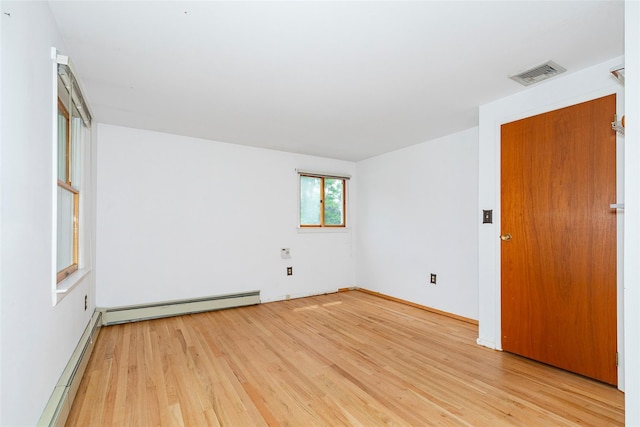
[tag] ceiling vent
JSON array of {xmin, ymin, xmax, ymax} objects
[{"xmin": 509, "ymin": 61, "xmax": 566, "ymax": 86}]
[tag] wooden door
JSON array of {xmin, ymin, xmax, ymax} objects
[{"xmin": 500, "ymin": 94, "xmax": 617, "ymax": 385}]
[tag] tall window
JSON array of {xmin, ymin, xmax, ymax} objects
[
  {"xmin": 56, "ymin": 58, "xmax": 91, "ymax": 283},
  {"xmin": 299, "ymin": 173, "xmax": 347, "ymax": 227}
]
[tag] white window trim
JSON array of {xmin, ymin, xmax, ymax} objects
[
  {"xmin": 296, "ymin": 226, "xmax": 351, "ymax": 233},
  {"xmin": 55, "ymin": 268, "xmax": 91, "ymax": 296},
  {"xmin": 51, "ymin": 47, "xmax": 93, "ymax": 306}
]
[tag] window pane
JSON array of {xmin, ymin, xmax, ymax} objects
[
  {"xmin": 300, "ymin": 176, "xmax": 321, "ymax": 225},
  {"xmin": 57, "ymin": 185, "xmax": 75, "ymax": 272},
  {"xmin": 324, "ymin": 178, "xmax": 344, "ymax": 225},
  {"xmin": 70, "ymin": 112, "xmax": 84, "ymax": 186},
  {"xmin": 57, "ymin": 103, "xmax": 68, "ymax": 182}
]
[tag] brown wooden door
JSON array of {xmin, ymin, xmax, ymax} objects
[{"xmin": 500, "ymin": 94, "xmax": 617, "ymax": 385}]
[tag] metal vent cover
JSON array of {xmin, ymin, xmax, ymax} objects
[{"xmin": 509, "ymin": 61, "xmax": 566, "ymax": 86}]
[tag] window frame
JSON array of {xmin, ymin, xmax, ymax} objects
[
  {"xmin": 56, "ymin": 83, "xmax": 80, "ymax": 282},
  {"xmin": 299, "ymin": 172, "xmax": 348, "ymax": 228}
]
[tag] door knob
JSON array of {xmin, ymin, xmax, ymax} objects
[{"xmin": 500, "ymin": 233, "xmax": 512, "ymax": 241}]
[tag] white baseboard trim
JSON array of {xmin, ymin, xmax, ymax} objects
[
  {"xmin": 37, "ymin": 310, "xmax": 102, "ymax": 427},
  {"xmin": 102, "ymin": 290, "xmax": 261, "ymax": 325},
  {"xmin": 476, "ymin": 337, "xmax": 499, "ymax": 350}
]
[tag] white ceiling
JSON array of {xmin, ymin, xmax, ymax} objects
[{"xmin": 48, "ymin": 1, "xmax": 624, "ymax": 161}]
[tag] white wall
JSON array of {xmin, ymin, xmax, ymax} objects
[
  {"xmin": 624, "ymin": 1, "xmax": 640, "ymax": 424},
  {"xmin": 0, "ymin": 2, "xmax": 96, "ymax": 425},
  {"xmin": 96, "ymin": 124, "xmax": 356, "ymax": 307},
  {"xmin": 356, "ymin": 128, "xmax": 479, "ymax": 320},
  {"xmin": 477, "ymin": 57, "xmax": 625, "ymax": 381}
]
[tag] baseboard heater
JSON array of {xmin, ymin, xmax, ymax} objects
[
  {"xmin": 38, "ymin": 310, "xmax": 102, "ymax": 427},
  {"xmin": 102, "ymin": 290, "xmax": 261, "ymax": 325}
]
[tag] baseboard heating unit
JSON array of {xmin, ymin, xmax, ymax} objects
[
  {"xmin": 38, "ymin": 310, "xmax": 102, "ymax": 427},
  {"xmin": 102, "ymin": 290, "xmax": 261, "ymax": 325}
]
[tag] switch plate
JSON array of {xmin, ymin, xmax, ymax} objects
[
  {"xmin": 482, "ymin": 209, "xmax": 493, "ymax": 224},
  {"xmin": 281, "ymin": 248, "xmax": 291, "ymax": 259},
  {"xmin": 430, "ymin": 273, "xmax": 437, "ymax": 284},
  {"xmin": 287, "ymin": 267, "xmax": 293, "ymax": 276}
]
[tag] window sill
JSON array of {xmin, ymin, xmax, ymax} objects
[
  {"xmin": 54, "ymin": 268, "xmax": 90, "ymax": 305},
  {"xmin": 297, "ymin": 227, "xmax": 351, "ymax": 233}
]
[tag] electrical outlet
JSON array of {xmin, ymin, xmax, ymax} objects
[
  {"xmin": 430, "ymin": 274, "xmax": 437, "ymax": 284},
  {"xmin": 287, "ymin": 267, "xmax": 293, "ymax": 276}
]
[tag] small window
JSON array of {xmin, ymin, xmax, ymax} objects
[{"xmin": 299, "ymin": 173, "xmax": 347, "ymax": 227}]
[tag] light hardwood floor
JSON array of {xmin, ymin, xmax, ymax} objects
[{"xmin": 66, "ymin": 291, "xmax": 624, "ymax": 426}]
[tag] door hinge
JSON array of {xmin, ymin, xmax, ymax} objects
[
  {"xmin": 612, "ymin": 114, "xmax": 625, "ymax": 135},
  {"xmin": 616, "ymin": 352, "xmax": 619, "ymax": 367}
]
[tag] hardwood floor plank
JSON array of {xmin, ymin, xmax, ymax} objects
[{"xmin": 66, "ymin": 291, "xmax": 623, "ymax": 426}]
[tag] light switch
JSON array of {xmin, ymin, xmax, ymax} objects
[{"xmin": 482, "ymin": 210, "xmax": 493, "ymax": 224}]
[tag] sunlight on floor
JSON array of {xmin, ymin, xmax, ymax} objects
[{"xmin": 293, "ymin": 300, "xmax": 343, "ymax": 312}]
